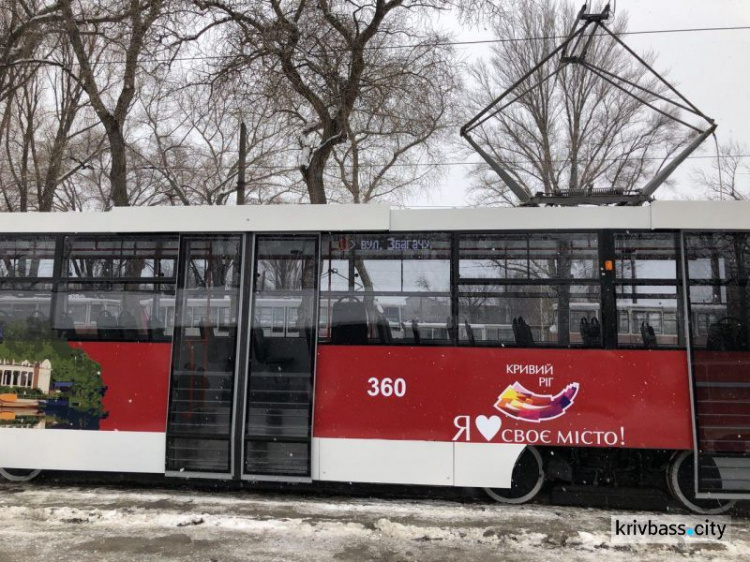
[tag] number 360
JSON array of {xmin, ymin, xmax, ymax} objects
[{"xmin": 367, "ymin": 377, "xmax": 406, "ymax": 398}]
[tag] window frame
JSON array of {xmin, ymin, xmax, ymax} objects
[
  {"xmin": 0, "ymin": 233, "xmax": 181, "ymax": 344},
  {"xmin": 612, "ymin": 231, "xmax": 685, "ymax": 350},
  {"xmin": 685, "ymin": 231, "xmax": 750, "ymax": 351},
  {"xmin": 319, "ymin": 231, "xmax": 453, "ymax": 346},
  {"xmin": 457, "ymin": 231, "xmax": 602, "ymax": 349},
  {"xmin": 57, "ymin": 234, "xmax": 180, "ymax": 342}
]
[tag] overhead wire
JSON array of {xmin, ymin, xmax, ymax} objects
[
  {"xmin": 52, "ymin": 25, "xmax": 750, "ymax": 66},
  {"xmin": 133, "ymin": 153, "xmax": 750, "ymax": 172}
]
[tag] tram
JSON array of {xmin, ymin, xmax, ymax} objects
[{"xmin": 1, "ymin": 201, "xmax": 750, "ymax": 514}]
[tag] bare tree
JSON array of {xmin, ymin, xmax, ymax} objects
[
  {"xmin": 1, "ymin": 78, "xmax": 40, "ymax": 211},
  {"xmin": 0, "ymin": 33, "xmax": 105, "ymax": 212},
  {"xmin": 37, "ymin": 36, "xmax": 103, "ymax": 210},
  {"xmin": 328, "ymin": 29, "xmax": 459, "ymax": 204},
  {"xmin": 0, "ymin": 1, "xmax": 62, "ymax": 104},
  {"xmin": 57, "ymin": 132, "xmax": 113, "ymax": 210},
  {"xmin": 466, "ymin": 0, "xmax": 686, "ymax": 206},
  {"xmin": 692, "ymin": 141, "xmax": 750, "ymax": 201},
  {"xmin": 196, "ymin": 0, "xmax": 462, "ymax": 204},
  {"xmin": 133, "ymin": 71, "xmax": 302, "ymax": 205},
  {"xmin": 0, "ymin": 1, "xmax": 65, "ymax": 203},
  {"xmin": 58, "ymin": 0, "xmax": 170, "ymax": 207}
]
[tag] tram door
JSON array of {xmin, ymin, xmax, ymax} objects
[
  {"xmin": 243, "ymin": 236, "xmax": 318, "ymax": 478},
  {"xmin": 166, "ymin": 236, "xmax": 244, "ymax": 476},
  {"xmin": 685, "ymin": 232, "xmax": 750, "ymax": 497}
]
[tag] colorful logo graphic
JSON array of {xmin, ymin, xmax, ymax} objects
[{"xmin": 494, "ymin": 382, "xmax": 579, "ymax": 423}]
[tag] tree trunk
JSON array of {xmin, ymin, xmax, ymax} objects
[
  {"xmin": 40, "ymin": 135, "xmax": 66, "ymax": 212},
  {"xmin": 39, "ymin": 177, "xmax": 56, "ymax": 212},
  {"xmin": 303, "ymin": 152, "xmax": 329, "ymax": 204},
  {"xmin": 107, "ymin": 126, "xmax": 129, "ymax": 207}
]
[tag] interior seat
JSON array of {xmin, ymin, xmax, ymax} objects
[{"xmin": 330, "ymin": 297, "xmax": 368, "ymax": 345}]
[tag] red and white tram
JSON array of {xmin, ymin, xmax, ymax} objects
[{"xmin": 1, "ymin": 201, "xmax": 750, "ymax": 514}]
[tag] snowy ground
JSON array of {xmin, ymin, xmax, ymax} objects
[{"xmin": 1, "ymin": 482, "xmax": 749, "ymax": 561}]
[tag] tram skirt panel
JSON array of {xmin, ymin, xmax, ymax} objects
[{"xmin": 312, "ymin": 437, "xmax": 524, "ymax": 488}]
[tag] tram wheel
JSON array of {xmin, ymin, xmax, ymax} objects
[
  {"xmin": 0, "ymin": 468, "xmax": 42, "ymax": 483},
  {"xmin": 667, "ymin": 451, "xmax": 735, "ymax": 515},
  {"xmin": 484, "ymin": 446, "xmax": 544, "ymax": 504}
]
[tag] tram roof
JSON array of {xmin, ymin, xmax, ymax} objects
[{"xmin": 1, "ymin": 200, "xmax": 748, "ymax": 234}]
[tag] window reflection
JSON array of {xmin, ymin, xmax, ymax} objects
[
  {"xmin": 54, "ymin": 235, "xmax": 179, "ymax": 341},
  {"xmin": 458, "ymin": 284, "xmax": 601, "ymax": 346},
  {"xmin": 458, "ymin": 233, "xmax": 600, "ymax": 348},
  {"xmin": 0, "ymin": 282, "xmax": 53, "ymax": 341},
  {"xmin": 686, "ymin": 233, "xmax": 750, "ymax": 351},
  {"xmin": 0, "ymin": 237, "xmax": 55, "ymax": 278},
  {"xmin": 320, "ymin": 234, "xmax": 451, "ymax": 345},
  {"xmin": 614, "ymin": 233, "xmax": 682, "ymax": 348},
  {"xmin": 64, "ymin": 237, "xmax": 177, "ymax": 279},
  {"xmin": 55, "ymin": 283, "xmax": 174, "ymax": 341},
  {"xmin": 459, "ymin": 233, "xmax": 598, "ymax": 280}
]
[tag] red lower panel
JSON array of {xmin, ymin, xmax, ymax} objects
[
  {"xmin": 314, "ymin": 346, "xmax": 693, "ymax": 450},
  {"xmin": 71, "ymin": 342, "xmax": 172, "ymax": 432}
]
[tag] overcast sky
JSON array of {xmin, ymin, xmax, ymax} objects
[{"xmin": 411, "ymin": 0, "xmax": 750, "ymax": 207}]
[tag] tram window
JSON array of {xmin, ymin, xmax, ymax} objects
[
  {"xmin": 615, "ymin": 285, "xmax": 682, "ymax": 348},
  {"xmin": 686, "ymin": 233, "xmax": 750, "ymax": 350},
  {"xmin": 255, "ymin": 302, "xmax": 304, "ymax": 338},
  {"xmin": 459, "ymin": 233, "xmax": 598, "ymax": 280},
  {"xmin": 272, "ymin": 308, "xmax": 285, "ymax": 333},
  {"xmin": 64, "ymin": 236, "xmax": 178, "ymax": 279},
  {"xmin": 618, "ymin": 310, "xmax": 630, "ymax": 334},
  {"xmin": 55, "ymin": 235, "xmax": 179, "ymax": 341},
  {"xmin": 633, "ymin": 311, "xmax": 663, "ymax": 334},
  {"xmin": 686, "ymin": 232, "xmax": 750, "ymax": 281},
  {"xmin": 258, "ymin": 307, "xmax": 273, "ymax": 330},
  {"xmin": 255, "ymin": 238, "xmax": 316, "ymax": 292},
  {"xmin": 688, "ymin": 284, "xmax": 749, "ymax": 350},
  {"xmin": 318, "ymin": 307, "xmax": 328, "ymax": 338},
  {"xmin": 694, "ymin": 312, "xmax": 721, "ymax": 337},
  {"xmin": 664, "ymin": 312, "xmax": 678, "ymax": 335},
  {"xmin": 458, "ymin": 233, "xmax": 599, "ymax": 348},
  {"xmin": 458, "ymin": 284, "xmax": 601, "ymax": 347},
  {"xmin": 614, "ymin": 232, "xmax": 682, "ymax": 348},
  {"xmin": 287, "ymin": 308, "xmax": 299, "ymax": 335},
  {"xmin": 0, "ymin": 237, "xmax": 56, "ymax": 278},
  {"xmin": 569, "ymin": 309, "xmax": 599, "ymax": 333},
  {"xmin": 615, "ymin": 233, "xmax": 677, "ymax": 279},
  {"xmin": 320, "ymin": 233, "xmax": 451, "ymax": 345},
  {"xmin": 54, "ymin": 283, "xmax": 175, "ymax": 341},
  {"xmin": 0, "ymin": 282, "xmax": 53, "ymax": 340},
  {"xmin": 185, "ymin": 238, "xmax": 242, "ymax": 290}
]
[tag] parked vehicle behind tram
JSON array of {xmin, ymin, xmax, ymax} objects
[{"xmin": 1, "ymin": 202, "xmax": 750, "ymax": 515}]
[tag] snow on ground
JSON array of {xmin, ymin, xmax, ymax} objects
[{"xmin": 0, "ymin": 484, "xmax": 748, "ymax": 561}]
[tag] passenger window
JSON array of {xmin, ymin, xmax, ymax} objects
[
  {"xmin": 618, "ymin": 310, "xmax": 630, "ymax": 334},
  {"xmin": 0, "ymin": 237, "xmax": 56, "ymax": 342},
  {"xmin": 0, "ymin": 237, "xmax": 56, "ymax": 278},
  {"xmin": 319, "ymin": 234, "xmax": 451, "ymax": 345},
  {"xmin": 686, "ymin": 233, "xmax": 750, "ymax": 351},
  {"xmin": 614, "ymin": 233, "xmax": 683, "ymax": 348},
  {"xmin": 55, "ymin": 236, "xmax": 179, "ymax": 341},
  {"xmin": 458, "ymin": 233, "xmax": 600, "ymax": 348},
  {"xmin": 0, "ymin": 282, "xmax": 53, "ymax": 341}
]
